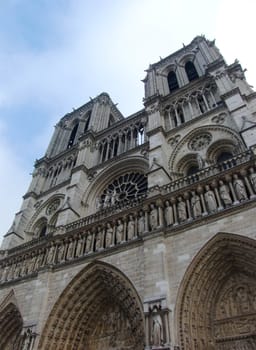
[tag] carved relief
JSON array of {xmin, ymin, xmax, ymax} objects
[
  {"xmin": 213, "ymin": 277, "xmax": 256, "ymax": 349},
  {"xmin": 86, "ymin": 304, "xmax": 135, "ymax": 350},
  {"xmin": 177, "ymin": 234, "xmax": 256, "ymax": 350}
]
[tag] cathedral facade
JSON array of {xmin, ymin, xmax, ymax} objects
[{"xmin": 1, "ymin": 36, "xmax": 256, "ymax": 350}]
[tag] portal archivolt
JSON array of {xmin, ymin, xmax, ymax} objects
[
  {"xmin": 38, "ymin": 261, "xmax": 144, "ymax": 350},
  {"xmin": 0, "ymin": 290, "xmax": 23, "ymax": 349},
  {"xmin": 176, "ymin": 232, "xmax": 256, "ymax": 350}
]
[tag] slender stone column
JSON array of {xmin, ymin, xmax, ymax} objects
[
  {"xmin": 184, "ymin": 192, "xmax": 192, "ymax": 221},
  {"xmin": 202, "ymin": 93, "xmax": 210, "ymax": 110},
  {"xmin": 240, "ymin": 169, "xmax": 255, "ymax": 199},
  {"xmin": 212, "ymin": 180, "xmax": 223, "ymax": 210},
  {"xmin": 188, "ymin": 100, "xmax": 194, "ymax": 118},
  {"xmin": 171, "ymin": 197, "xmax": 178, "ymax": 226},
  {"xmin": 143, "ymin": 205, "xmax": 149, "ymax": 232},
  {"xmin": 197, "ymin": 185, "xmax": 208, "ymax": 215},
  {"xmin": 209, "ymin": 89, "xmax": 217, "ymax": 105},
  {"xmin": 225, "ymin": 175, "xmax": 239, "ymax": 204},
  {"xmin": 174, "ymin": 107, "xmax": 180, "ymax": 126},
  {"xmin": 156, "ymin": 199, "xmax": 164, "ymax": 228}
]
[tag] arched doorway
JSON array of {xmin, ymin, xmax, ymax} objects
[
  {"xmin": 176, "ymin": 233, "xmax": 256, "ymax": 350},
  {"xmin": 38, "ymin": 261, "xmax": 145, "ymax": 350},
  {"xmin": 0, "ymin": 291, "xmax": 23, "ymax": 349}
]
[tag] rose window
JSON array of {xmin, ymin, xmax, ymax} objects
[
  {"xmin": 46, "ymin": 198, "xmax": 61, "ymax": 215},
  {"xmin": 98, "ymin": 172, "xmax": 147, "ymax": 209},
  {"xmin": 188, "ymin": 132, "xmax": 212, "ymax": 151}
]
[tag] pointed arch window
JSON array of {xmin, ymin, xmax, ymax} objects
[
  {"xmin": 187, "ymin": 165, "xmax": 199, "ymax": 176},
  {"xmin": 108, "ymin": 114, "xmax": 115, "ymax": 127},
  {"xmin": 217, "ymin": 151, "xmax": 233, "ymax": 163},
  {"xmin": 167, "ymin": 71, "xmax": 179, "ymax": 92},
  {"xmin": 185, "ymin": 61, "xmax": 199, "ymax": 82},
  {"xmin": 67, "ymin": 123, "xmax": 78, "ymax": 149},
  {"xmin": 84, "ymin": 111, "xmax": 91, "ymax": 133}
]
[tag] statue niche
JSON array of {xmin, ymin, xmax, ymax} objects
[{"xmin": 86, "ymin": 303, "xmax": 135, "ymax": 350}]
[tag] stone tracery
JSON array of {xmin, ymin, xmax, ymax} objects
[{"xmin": 98, "ymin": 172, "xmax": 148, "ymax": 209}]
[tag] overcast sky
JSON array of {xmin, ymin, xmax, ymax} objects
[{"xmin": 0, "ymin": 0, "xmax": 256, "ymax": 243}]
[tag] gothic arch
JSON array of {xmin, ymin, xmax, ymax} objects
[
  {"xmin": 175, "ymin": 232, "xmax": 256, "ymax": 350},
  {"xmin": 25, "ymin": 194, "xmax": 64, "ymax": 235},
  {"xmin": 38, "ymin": 261, "xmax": 145, "ymax": 350},
  {"xmin": 82, "ymin": 156, "xmax": 148, "ymax": 212},
  {"xmin": 0, "ymin": 290, "xmax": 23, "ymax": 349},
  {"xmin": 206, "ymin": 139, "xmax": 238, "ymax": 164},
  {"xmin": 176, "ymin": 153, "xmax": 199, "ymax": 176},
  {"xmin": 168, "ymin": 125, "xmax": 244, "ymax": 174}
]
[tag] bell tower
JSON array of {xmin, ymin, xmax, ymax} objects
[{"xmin": 1, "ymin": 93, "xmax": 124, "ymax": 250}]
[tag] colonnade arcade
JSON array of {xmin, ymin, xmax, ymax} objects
[
  {"xmin": 38, "ymin": 261, "xmax": 145, "ymax": 350},
  {"xmin": 176, "ymin": 233, "xmax": 256, "ymax": 350}
]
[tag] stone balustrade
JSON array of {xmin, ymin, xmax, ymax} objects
[{"xmin": 1, "ymin": 152, "xmax": 256, "ymax": 285}]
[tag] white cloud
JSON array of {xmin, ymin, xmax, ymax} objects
[{"xmin": 1, "ymin": 0, "xmax": 256, "ymax": 243}]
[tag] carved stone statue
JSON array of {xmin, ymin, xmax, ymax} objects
[
  {"xmin": 95, "ymin": 196, "xmax": 102, "ymax": 210},
  {"xmin": 151, "ymin": 311, "xmax": 163, "ymax": 347},
  {"xmin": 177, "ymin": 196, "xmax": 187, "ymax": 221},
  {"xmin": 67, "ymin": 240, "xmax": 74, "ymax": 260},
  {"xmin": 46, "ymin": 244, "xmax": 55, "ymax": 265},
  {"xmin": 249, "ymin": 167, "xmax": 256, "ymax": 192},
  {"xmin": 21, "ymin": 330, "xmax": 32, "ymax": 350},
  {"xmin": 127, "ymin": 215, "xmax": 135, "ymax": 240},
  {"xmin": 21, "ymin": 257, "xmax": 28, "ymax": 276},
  {"xmin": 105, "ymin": 223, "xmax": 113, "ymax": 248},
  {"xmin": 116, "ymin": 219, "xmax": 124, "ymax": 243},
  {"xmin": 57, "ymin": 243, "xmax": 65, "ymax": 262},
  {"xmin": 235, "ymin": 285, "xmax": 251, "ymax": 314},
  {"xmin": 85, "ymin": 232, "xmax": 93, "ymax": 253},
  {"xmin": 219, "ymin": 180, "xmax": 232, "ymax": 206},
  {"xmin": 164, "ymin": 200, "xmax": 173, "ymax": 226},
  {"xmin": 8, "ymin": 262, "xmax": 15, "ymax": 280},
  {"xmin": 138, "ymin": 211, "xmax": 145, "ymax": 235},
  {"xmin": 233, "ymin": 174, "xmax": 247, "ymax": 201},
  {"xmin": 150, "ymin": 203, "xmax": 158, "ymax": 230},
  {"xmin": 103, "ymin": 190, "xmax": 111, "ymax": 207},
  {"xmin": 95, "ymin": 228, "xmax": 103, "ymax": 250},
  {"xmin": 1, "ymin": 265, "xmax": 9, "ymax": 282},
  {"xmin": 204, "ymin": 185, "xmax": 217, "ymax": 212},
  {"xmin": 76, "ymin": 236, "xmax": 84, "ymax": 257},
  {"xmin": 191, "ymin": 191, "xmax": 202, "ymax": 217},
  {"xmin": 197, "ymin": 153, "xmax": 205, "ymax": 170},
  {"xmin": 111, "ymin": 189, "xmax": 117, "ymax": 205}
]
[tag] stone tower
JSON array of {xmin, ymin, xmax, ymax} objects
[{"xmin": 1, "ymin": 36, "xmax": 256, "ymax": 350}]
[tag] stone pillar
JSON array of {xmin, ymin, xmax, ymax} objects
[
  {"xmin": 197, "ymin": 185, "xmax": 208, "ymax": 216},
  {"xmin": 156, "ymin": 199, "xmax": 164, "ymax": 228},
  {"xmin": 212, "ymin": 180, "xmax": 223, "ymax": 210},
  {"xmin": 171, "ymin": 197, "xmax": 178, "ymax": 226},
  {"xmin": 184, "ymin": 192, "xmax": 192, "ymax": 221},
  {"xmin": 225, "ymin": 175, "xmax": 239, "ymax": 204},
  {"xmin": 241, "ymin": 169, "xmax": 256, "ymax": 199}
]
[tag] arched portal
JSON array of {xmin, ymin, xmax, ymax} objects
[
  {"xmin": 176, "ymin": 232, "xmax": 256, "ymax": 350},
  {"xmin": 38, "ymin": 261, "xmax": 145, "ymax": 350},
  {"xmin": 0, "ymin": 291, "xmax": 23, "ymax": 349}
]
